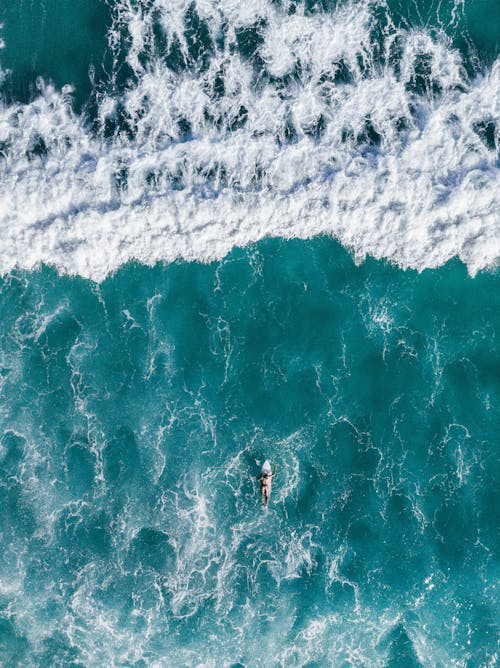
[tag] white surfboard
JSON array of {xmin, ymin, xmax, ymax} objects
[{"xmin": 261, "ymin": 460, "xmax": 272, "ymax": 476}]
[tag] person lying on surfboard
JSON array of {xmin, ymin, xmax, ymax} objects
[{"xmin": 258, "ymin": 463, "xmax": 277, "ymax": 507}]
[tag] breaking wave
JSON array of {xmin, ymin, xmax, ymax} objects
[{"xmin": 0, "ymin": 0, "xmax": 498, "ymax": 280}]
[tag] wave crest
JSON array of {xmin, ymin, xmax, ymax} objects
[{"xmin": 0, "ymin": 0, "xmax": 498, "ymax": 280}]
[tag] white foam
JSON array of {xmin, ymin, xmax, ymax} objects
[{"xmin": 0, "ymin": 0, "xmax": 498, "ymax": 281}]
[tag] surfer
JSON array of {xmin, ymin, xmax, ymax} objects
[{"xmin": 258, "ymin": 464, "xmax": 277, "ymax": 507}]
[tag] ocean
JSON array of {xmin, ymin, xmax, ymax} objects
[{"xmin": 0, "ymin": 1, "xmax": 498, "ymax": 666}]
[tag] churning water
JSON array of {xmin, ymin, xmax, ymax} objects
[{"xmin": 0, "ymin": 1, "xmax": 498, "ymax": 666}]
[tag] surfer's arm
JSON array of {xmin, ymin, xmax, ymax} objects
[{"xmin": 273, "ymin": 465, "xmax": 277, "ymax": 477}]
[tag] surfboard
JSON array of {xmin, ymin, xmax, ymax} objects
[{"xmin": 261, "ymin": 460, "xmax": 272, "ymax": 476}]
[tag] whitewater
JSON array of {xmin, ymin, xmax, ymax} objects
[
  {"xmin": 0, "ymin": 0, "xmax": 498, "ymax": 280},
  {"xmin": 0, "ymin": 1, "xmax": 499, "ymax": 667}
]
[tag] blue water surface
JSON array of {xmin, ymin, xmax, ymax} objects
[{"xmin": 0, "ymin": 238, "xmax": 498, "ymax": 666}]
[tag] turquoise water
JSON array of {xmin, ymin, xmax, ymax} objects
[
  {"xmin": 0, "ymin": 0, "xmax": 499, "ymax": 665},
  {"xmin": 1, "ymin": 239, "xmax": 499, "ymax": 665},
  {"xmin": 0, "ymin": 0, "xmax": 111, "ymax": 109}
]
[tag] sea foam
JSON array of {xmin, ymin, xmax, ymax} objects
[{"xmin": 0, "ymin": 0, "xmax": 498, "ymax": 280}]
